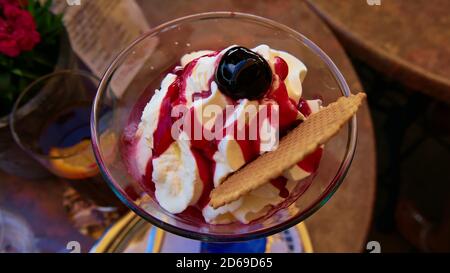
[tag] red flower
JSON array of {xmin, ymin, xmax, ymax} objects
[
  {"xmin": 0, "ymin": 0, "xmax": 40, "ymax": 57},
  {"xmin": 0, "ymin": 0, "xmax": 20, "ymax": 7}
]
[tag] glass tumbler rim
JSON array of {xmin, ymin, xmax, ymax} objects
[
  {"xmin": 91, "ymin": 11, "xmax": 358, "ymax": 242},
  {"xmin": 10, "ymin": 69, "xmax": 100, "ymax": 160}
]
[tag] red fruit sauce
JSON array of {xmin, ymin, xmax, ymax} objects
[
  {"xmin": 121, "ymin": 51, "xmax": 323, "ymax": 223},
  {"xmin": 274, "ymin": 56, "xmax": 289, "ymax": 81}
]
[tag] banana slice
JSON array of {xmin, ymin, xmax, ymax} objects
[
  {"xmin": 282, "ymin": 164, "xmax": 311, "ymax": 181},
  {"xmin": 152, "ymin": 136, "xmax": 203, "ymax": 214},
  {"xmin": 181, "ymin": 50, "xmax": 214, "ymax": 67},
  {"xmin": 306, "ymin": 99, "xmax": 322, "ymax": 114},
  {"xmin": 202, "ymin": 198, "xmax": 242, "ymax": 224},
  {"xmin": 191, "ymin": 81, "xmax": 229, "ymax": 131},
  {"xmin": 213, "ymin": 138, "xmax": 246, "ymax": 187},
  {"xmin": 232, "ymin": 181, "xmax": 302, "ymax": 224},
  {"xmin": 232, "ymin": 185, "xmax": 284, "ymax": 224},
  {"xmin": 202, "ymin": 183, "xmax": 286, "ymax": 224}
]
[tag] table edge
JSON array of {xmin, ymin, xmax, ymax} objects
[{"xmin": 306, "ymin": 0, "xmax": 450, "ymax": 104}]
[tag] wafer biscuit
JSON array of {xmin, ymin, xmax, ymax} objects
[{"xmin": 210, "ymin": 92, "xmax": 366, "ymax": 209}]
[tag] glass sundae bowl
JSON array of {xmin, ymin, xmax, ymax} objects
[{"xmin": 91, "ymin": 12, "xmax": 357, "ymax": 243}]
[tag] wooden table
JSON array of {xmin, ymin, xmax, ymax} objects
[
  {"xmin": 307, "ymin": 0, "xmax": 450, "ymax": 104},
  {"xmin": 0, "ymin": 173, "xmax": 95, "ymax": 252},
  {"xmin": 0, "ymin": 0, "xmax": 376, "ymax": 253}
]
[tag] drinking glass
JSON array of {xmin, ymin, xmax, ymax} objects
[{"xmin": 10, "ymin": 70, "xmax": 125, "ymax": 210}]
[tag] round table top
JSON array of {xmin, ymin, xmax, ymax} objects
[
  {"xmin": 307, "ymin": 0, "xmax": 450, "ymax": 104},
  {"xmin": 0, "ymin": 0, "xmax": 376, "ymax": 253}
]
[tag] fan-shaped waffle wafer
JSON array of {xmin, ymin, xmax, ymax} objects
[{"xmin": 210, "ymin": 92, "xmax": 366, "ymax": 209}]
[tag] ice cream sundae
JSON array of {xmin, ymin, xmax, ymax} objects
[{"xmin": 122, "ymin": 45, "xmax": 325, "ymax": 224}]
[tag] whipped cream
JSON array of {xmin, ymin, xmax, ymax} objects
[{"xmin": 132, "ymin": 45, "xmax": 322, "ymax": 223}]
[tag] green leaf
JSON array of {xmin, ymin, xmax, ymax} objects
[
  {"xmin": 0, "ymin": 73, "xmax": 11, "ymax": 90},
  {"xmin": 1, "ymin": 0, "xmax": 64, "ymax": 110},
  {"xmin": 11, "ymin": 69, "xmax": 40, "ymax": 80},
  {"xmin": 44, "ymin": 0, "xmax": 52, "ymax": 10},
  {"xmin": 28, "ymin": 0, "xmax": 35, "ymax": 15}
]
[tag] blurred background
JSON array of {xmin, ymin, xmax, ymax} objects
[{"xmin": 0, "ymin": 0, "xmax": 448, "ymax": 253}]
